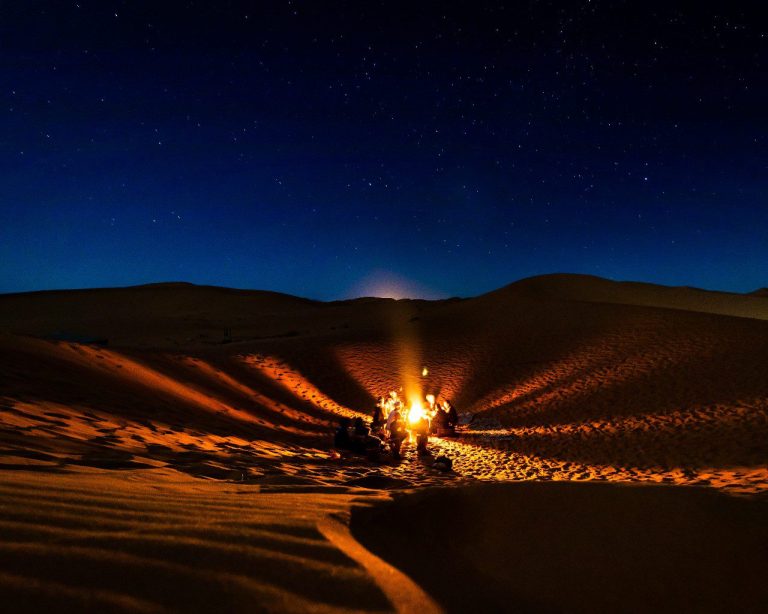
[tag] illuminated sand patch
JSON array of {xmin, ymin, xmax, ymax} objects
[
  {"xmin": 61, "ymin": 345, "xmax": 283, "ymax": 432},
  {"xmin": 3, "ymin": 333, "xmax": 764, "ymax": 494},
  {"xmin": 178, "ymin": 356, "xmax": 332, "ymax": 429},
  {"xmin": 448, "ymin": 401, "xmax": 768, "ymax": 495},
  {"xmin": 0, "ymin": 469, "xmax": 396, "ymax": 613},
  {"xmin": 242, "ymin": 354, "xmax": 367, "ymax": 421},
  {"xmin": 333, "ymin": 343, "xmax": 405, "ymax": 397},
  {"xmin": 4, "ymin": 339, "xmax": 325, "ymax": 438},
  {"xmin": 468, "ymin": 323, "xmax": 706, "ymax": 420},
  {"xmin": 6, "ymin": 390, "xmax": 763, "ymax": 493},
  {"xmin": 444, "ymin": 440, "xmax": 768, "ymax": 495},
  {"xmin": 0, "ymin": 398, "xmax": 334, "ymax": 480},
  {"xmin": 334, "ymin": 342, "xmax": 471, "ymax": 406}
]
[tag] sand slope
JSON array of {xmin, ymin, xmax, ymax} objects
[
  {"xmin": 0, "ymin": 469, "xmax": 394, "ymax": 613},
  {"xmin": 491, "ymin": 273, "xmax": 768, "ymax": 321},
  {"xmin": 1, "ymin": 274, "xmax": 767, "ymax": 611}
]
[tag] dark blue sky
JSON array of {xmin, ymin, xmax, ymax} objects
[{"xmin": 1, "ymin": 1, "xmax": 767, "ymax": 299}]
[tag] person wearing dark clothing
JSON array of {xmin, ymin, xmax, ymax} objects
[
  {"xmin": 444, "ymin": 401, "xmax": 458, "ymax": 429},
  {"xmin": 351, "ymin": 417, "xmax": 382, "ymax": 457},
  {"xmin": 351, "ymin": 417, "xmax": 369, "ymax": 453},
  {"xmin": 386, "ymin": 409, "xmax": 407, "ymax": 459},
  {"xmin": 371, "ymin": 404, "xmax": 383, "ymax": 431},
  {"xmin": 353, "ymin": 417, "xmax": 368, "ymax": 436},
  {"xmin": 413, "ymin": 415, "xmax": 431, "ymax": 455},
  {"xmin": 431, "ymin": 406, "xmax": 447, "ymax": 434},
  {"xmin": 334, "ymin": 418, "xmax": 352, "ymax": 451}
]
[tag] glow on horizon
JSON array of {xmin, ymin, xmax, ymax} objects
[{"xmin": 347, "ymin": 270, "xmax": 447, "ymax": 300}]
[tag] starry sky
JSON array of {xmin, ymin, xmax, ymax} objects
[{"xmin": 1, "ymin": 1, "xmax": 767, "ymax": 300}]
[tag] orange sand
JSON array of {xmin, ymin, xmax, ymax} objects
[{"xmin": 1, "ymin": 275, "xmax": 767, "ymax": 611}]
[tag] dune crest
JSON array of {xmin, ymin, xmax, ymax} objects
[{"xmin": 487, "ymin": 273, "xmax": 768, "ymax": 320}]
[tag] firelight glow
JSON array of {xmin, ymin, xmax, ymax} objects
[{"xmin": 408, "ymin": 398, "xmax": 426, "ymax": 425}]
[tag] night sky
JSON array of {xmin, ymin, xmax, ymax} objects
[{"xmin": 2, "ymin": 2, "xmax": 767, "ymax": 300}]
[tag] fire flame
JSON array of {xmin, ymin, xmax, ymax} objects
[
  {"xmin": 379, "ymin": 389, "xmax": 438, "ymax": 440},
  {"xmin": 407, "ymin": 398, "xmax": 425, "ymax": 424}
]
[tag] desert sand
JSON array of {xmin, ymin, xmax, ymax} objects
[{"xmin": 1, "ymin": 274, "xmax": 767, "ymax": 612}]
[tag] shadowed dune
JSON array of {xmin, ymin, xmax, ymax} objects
[
  {"xmin": 1, "ymin": 274, "xmax": 767, "ymax": 611},
  {"xmin": 352, "ymin": 482, "xmax": 768, "ymax": 613},
  {"xmin": 490, "ymin": 273, "xmax": 768, "ymax": 320}
]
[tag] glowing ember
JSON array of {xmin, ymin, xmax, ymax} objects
[{"xmin": 422, "ymin": 367, "xmax": 428, "ymax": 376}]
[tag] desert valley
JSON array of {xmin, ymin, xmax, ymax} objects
[{"xmin": 1, "ymin": 274, "xmax": 767, "ymax": 612}]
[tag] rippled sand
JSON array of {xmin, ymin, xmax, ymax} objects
[{"xmin": 1, "ymin": 275, "xmax": 767, "ymax": 611}]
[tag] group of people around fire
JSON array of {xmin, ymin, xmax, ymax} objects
[{"xmin": 333, "ymin": 390, "xmax": 458, "ymax": 465}]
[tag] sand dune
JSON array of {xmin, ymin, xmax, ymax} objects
[
  {"xmin": 0, "ymin": 470, "xmax": 393, "ymax": 613},
  {"xmin": 490, "ymin": 273, "xmax": 768, "ymax": 320},
  {"xmin": 1, "ymin": 274, "xmax": 767, "ymax": 611}
]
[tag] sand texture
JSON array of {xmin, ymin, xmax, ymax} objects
[{"xmin": 1, "ymin": 274, "xmax": 767, "ymax": 612}]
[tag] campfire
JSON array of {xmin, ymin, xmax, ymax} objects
[
  {"xmin": 407, "ymin": 398, "xmax": 425, "ymax": 425},
  {"xmin": 378, "ymin": 390, "xmax": 452, "ymax": 439}
]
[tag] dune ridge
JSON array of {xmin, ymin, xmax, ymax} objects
[{"xmin": 487, "ymin": 273, "xmax": 768, "ymax": 320}]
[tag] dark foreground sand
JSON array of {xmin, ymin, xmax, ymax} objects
[
  {"xmin": 353, "ymin": 482, "xmax": 768, "ymax": 613},
  {"xmin": 1, "ymin": 275, "xmax": 767, "ymax": 612}
]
